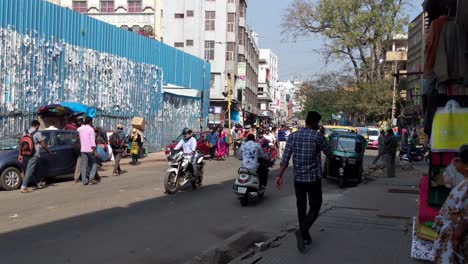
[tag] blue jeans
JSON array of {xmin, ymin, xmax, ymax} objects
[
  {"xmin": 81, "ymin": 152, "xmax": 97, "ymax": 185},
  {"xmin": 21, "ymin": 156, "xmax": 40, "ymax": 188}
]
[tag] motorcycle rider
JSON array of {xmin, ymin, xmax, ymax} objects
[
  {"xmin": 173, "ymin": 128, "xmax": 200, "ymax": 178},
  {"xmin": 238, "ymin": 134, "xmax": 269, "ymax": 188},
  {"xmin": 400, "ymin": 129, "xmax": 410, "ymax": 158},
  {"xmin": 257, "ymin": 129, "xmax": 271, "ymax": 149}
]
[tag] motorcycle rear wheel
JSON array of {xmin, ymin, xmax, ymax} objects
[{"xmin": 164, "ymin": 172, "xmax": 180, "ymax": 194}]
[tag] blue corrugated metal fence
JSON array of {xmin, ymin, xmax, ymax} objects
[{"xmin": 0, "ymin": 0, "xmax": 211, "ymax": 151}]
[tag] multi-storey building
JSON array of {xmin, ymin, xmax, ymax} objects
[
  {"xmin": 257, "ymin": 49, "xmax": 278, "ymax": 125},
  {"xmin": 277, "ymin": 80, "xmax": 301, "ymax": 125},
  {"xmin": 406, "ymin": 13, "xmax": 426, "ymax": 124},
  {"xmin": 163, "ymin": 0, "xmax": 258, "ymax": 126},
  {"xmin": 48, "ymin": 0, "xmax": 163, "ymax": 40},
  {"xmin": 239, "ymin": 28, "xmax": 259, "ymax": 125}
]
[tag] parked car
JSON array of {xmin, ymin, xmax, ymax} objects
[
  {"xmin": 164, "ymin": 131, "xmax": 212, "ymax": 156},
  {"xmin": 0, "ymin": 130, "xmax": 79, "ymax": 191},
  {"xmin": 367, "ymin": 128, "xmax": 380, "ymax": 149}
]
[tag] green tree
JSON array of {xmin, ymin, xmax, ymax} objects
[{"xmin": 282, "ymin": 0, "xmax": 409, "ymax": 83}]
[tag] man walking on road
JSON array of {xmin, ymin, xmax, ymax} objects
[
  {"xmin": 372, "ymin": 129, "xmax": 386, "ymax": 165},
  {"xmin": 277, "ymin": 125, "xmax": 287, "ymax": 159},
  {"xmin": 276, "ymin": 111, "xmax": 332, "ymax": 252},
  {"xmin": 110, "ymin": 124, "xmax": 127, "ymax": 176},
  {"xmin": 383, "ymin": 129, "xmax": 398, "ymax": 178},
  {"xmin": 18, "ymin": 120, "xmax": 51, "ymax": 193},
  {"xmin": 77, "ymin": 117, "xmax": 99, "ymax": 185}
]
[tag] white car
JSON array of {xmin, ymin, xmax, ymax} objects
[{"xmin": 367, "ymin": 128, "xmax": 380, "ymax": 149}]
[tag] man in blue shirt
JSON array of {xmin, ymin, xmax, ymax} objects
[
  {"xmin": 174, "ymin": 128, "xmax": 200, "ymax": 177},
  {"xmin": 277, "ymin": 125, "xmax": 287, "ymax": 159},
  {"xmin": 238, "ymin": 134, "xmax": 269, "ymax": 187},
  {"xmin": 276, "ymin": 111, "xmax": 332, "ymax": 252}
]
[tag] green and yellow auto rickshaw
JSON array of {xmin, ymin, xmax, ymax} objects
[{"xmin": 323, "ymin": 132, "xmax": 366, "ymax": 188}]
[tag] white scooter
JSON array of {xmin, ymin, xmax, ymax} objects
[{"xmin": 233, "ymin": 160, "xmax": 269, "ymax": 206}]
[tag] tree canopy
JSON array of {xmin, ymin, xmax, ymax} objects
[
  {"xmin": 282, "ymin": 0, "xmax": 408, "ymax": 83},
  {"xmin": 283, "ymin": 0, "xmax": 409, "ymax": 123}
]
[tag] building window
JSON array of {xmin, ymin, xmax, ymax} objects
[
  {"xmin": 131, "ymin": 25, "xmax": 141, "ymax": 33},
  {"xmin": 238, "ymin": 27, "xmax": 244, "ymax": 45},
  {"xmin": 186, "ymin": 40, "xmax": 194, "ymax": 46},
  {"xmin": 239, "ymin": 2, "xmax": 245, "ymax": 17},
  {"xmin": 100, "ymin": 1, "xmax": 114, "ymax": 13},
  {"xmin": 258, "ymin": 87, "xmax": 264, "ymax": 96},
  {"xmin": 227, "ymin": 13, "xmax": 235, "ymax": 32},
  {"xmin": 187, "ymin": 10, "xmax": 194, "ymax": 17},
  {"xmin": 210, "ymin": 74, "xmax": 215, "ymax": 89},
  {"xmin": 128, "ymin": 0, "xmax": 142, "ymax": 13},
  {"xmin": 174, "ymin": 42, "xmax": 184, "ymax": 48},
  {"xmin": 205, "ymin": 11, "xmax": 216, "ymax": 31},
  {"xmin": 72, "ymin": 1, "xmax": 87, "ymax": 13},
  {"xmin": 174, "ymin": 13, "xmax": 184, "ymax": 18},
  {"xmin": 205, "ymin": 40, "xmax": 215, "ymax": 61},
  {"xmin": 226, "ymin": 42, "xmax": 235, "ymax": 61}
]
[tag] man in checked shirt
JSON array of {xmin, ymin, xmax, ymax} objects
[{"xmin": 276, "ymin": 111, "xmax": 332, "ymax": 252}]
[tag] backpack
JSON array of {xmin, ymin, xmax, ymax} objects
[
  {"xmin": 109, "ymin": 132, "xmax": 122, "ymax": 149},
  {"xmin": 19, "ymin": 130, "xmax": 38, "ymax": 157}
]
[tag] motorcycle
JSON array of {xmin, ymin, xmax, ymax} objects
[
  {"xmin": 233, "ymin": 159, "xmax": 269, "ymax": 206},
  {"xmin": 164, "ymin": 150, "xmax": 205, "ymax": 194},
  {"xmin": 399, "ymin": 145, "xmax": 429, "ymax": 163}
]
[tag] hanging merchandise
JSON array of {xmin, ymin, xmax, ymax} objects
[{"xmin": 431, "ymin": 100, "xmax": 468, "ymax": 151}]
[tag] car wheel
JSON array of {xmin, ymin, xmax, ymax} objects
[{"xmin": 1, "ymin": 167, "xmax": 22, "ymax": 191}]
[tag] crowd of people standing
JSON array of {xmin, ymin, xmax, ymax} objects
[{"xmin": 205, "ymin": 123, "xmax": 295, "ymax": 161}]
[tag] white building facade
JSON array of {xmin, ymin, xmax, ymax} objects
[
  {"xmin": 276, "ymin": 80, "xmax": 302, "ymax": 125},
  {"xmin": 162, "ymin": 0, "xmax": 258, "ymax": 126},
  {"xmin": 48, "ymin": 0, "xmax": 163, "ymax": 40},
  {"xmin": 257, "ymin": 49, "xmax": 278, "ymax": 124}
]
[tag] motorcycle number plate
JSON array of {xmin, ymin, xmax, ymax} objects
[{"xmin": 238, "ymin": 187, "xmax": 247, "ymax": 194}]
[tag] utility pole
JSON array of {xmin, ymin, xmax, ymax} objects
[
  {"xmin": 227, "ymin": 73, "xmax": 232, "ymax": 130},
  {"xmin": 391, "ymin": 61, "xmax": 398, "ymax": 124}
]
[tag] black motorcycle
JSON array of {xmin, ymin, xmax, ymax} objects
[{"xmin": 399, "ymin": 145, "xmax": 429, "ymax": 163}]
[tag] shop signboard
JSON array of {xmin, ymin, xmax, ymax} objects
[{"xmin": 237, "ymin": 62, "xmax": 246, "ymax": 90}]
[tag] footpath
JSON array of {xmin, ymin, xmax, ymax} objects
[{"xmin": 240, "ymin": 163, "xmax": 425, "ymax": 264}]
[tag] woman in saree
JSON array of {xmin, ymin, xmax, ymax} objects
[
  {"xmin": 434, "ymin": 145, "xmax": 468, "ymax": 264},
  {"xmin": 217, "ymin": 127, "xmax": 228, "ymax": 160}
]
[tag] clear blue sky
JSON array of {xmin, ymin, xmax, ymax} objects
[{"xmin": 247, "ymin": 0, "xmax": 424, "ymax": 81}]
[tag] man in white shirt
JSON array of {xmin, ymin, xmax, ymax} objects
[
  {"xmin": 174, "ymin": 128, "xmax": 200, "ymax": 177},
  {"xmin": 45, "ymin": 121, "xmax": 59, "ymax": 130},
  {"xmin": 264, "ymin": 130, "xmax": 276, "ymax": 147}
]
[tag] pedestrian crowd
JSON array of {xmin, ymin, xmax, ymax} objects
[
  {"xmin": 18, "ymin": 118, "xmax": 146, "ymax": 193},
  {"xmin": 206, "ymin": 123, "xmax": 295, "ymax": 161}
]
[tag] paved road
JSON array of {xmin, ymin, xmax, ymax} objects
[{"xmin": 0, "ymin": 151, "xmax": 380, "ymax": 264}]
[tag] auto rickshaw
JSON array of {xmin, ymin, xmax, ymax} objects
[{"xmin": 323, "ymin": 132, "xmax": 366, "ymax": 188}]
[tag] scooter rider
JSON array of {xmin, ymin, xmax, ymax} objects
[
  {"xmin": 174, "ymin": 128, "xmax": 200, "ymax": 178},
  {"xmin": 238, "ymin": 134, "xmax": 269, "ymax": 188}
]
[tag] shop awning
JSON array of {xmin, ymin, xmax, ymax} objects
[{"xmin": 163, "ymin": 84, "xmax": 201, "ymax": 98}]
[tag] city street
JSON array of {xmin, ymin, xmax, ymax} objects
[{"xmin": 0, "ymin": 151, "xmax": 362, "ymax": 264}]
